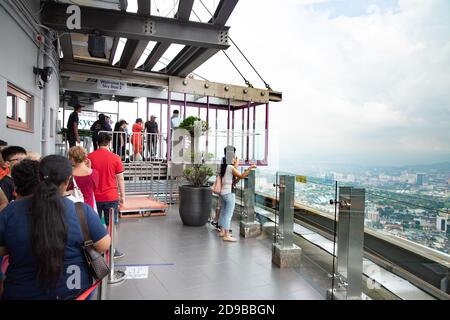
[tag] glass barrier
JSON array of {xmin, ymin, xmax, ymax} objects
[{"xmin": 250, "ymin": 168, "xmax": 449, "ymax": 299}]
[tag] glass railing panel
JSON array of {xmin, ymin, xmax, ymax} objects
[{"xmin": 363, "ymin": 188, "xmax": 450, "ymax": 298}]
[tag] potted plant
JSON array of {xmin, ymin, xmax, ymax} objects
[
  {"xmin": 179, "ymin": 163, "xmax": 214, "ymax": 226},
  {"xmin": 177, "ymin": 116, "xmax": 213, "ymax": 226}
]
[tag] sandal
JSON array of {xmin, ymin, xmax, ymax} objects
[
  {"xmin": 223, "ymin": 236, "xmax": 237, "ymax": 242},
  {"xmin": 218, "ymin": 231, "xmax": 225, "ymax": 237}
]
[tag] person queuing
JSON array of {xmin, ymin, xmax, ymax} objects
[
  {"xmin": 218, "ymin": 155, "xmax": 256, "ymax": 242},
  {"xmin": 88, "ymin": 132, "xmax": 126, "ymax": 259},
  {"xmin": 0, "ymin": 146, "xmax": 27, "ymax": 211},
  {"xmin": 0, "ymin": 140, "xmax": 8, "ymax": 180},
  {"xmin": 113, "ymin": 119, "xmax": 128, "ymax": 160},
  {"xmin": 0, "ymin": 155, "xmax": 110, "ymax": 299},
  {"xmin": 68, "ymin": 146, "xmax": 99, "ymax": 211},
  {"xmin": 66, "ymin": 104, "xmax": 83, "ymax": 148},
  {"xmin": 90, "ymin": 113, "xmax": 112, "ymax": 151},
  {"xmin": 131, "ymin": 118, "xmax": 144, "ymax": 161},
  {"xmin": 144, "ymin": 115, "xmax": 159, "ymax": 159}
]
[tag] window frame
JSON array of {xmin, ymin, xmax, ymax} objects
[{"xmin": 6, "ymin": 83, "xmax": 33, "ymax": 132}]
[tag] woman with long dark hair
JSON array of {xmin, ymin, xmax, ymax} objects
[
  {"xmin": 0, "ymin": 155, "xmax": 110, "ymax": 299},
  {"xmin": 218, "ymin": 154, "xmax": 256, "ymax": 242}
]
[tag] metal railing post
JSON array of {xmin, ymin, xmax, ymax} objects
[
  {"xmin": 328, "ymin": 187, "xmax": 366, "ymax": 300},
  {"xmin": 272, "ymin": 174, "xmax": 302, "ymax": 268},
  {"xmin": 107, "ymin": 208, "xmax": 126, "ymax": 284},
  {"xmin": 240, "ymin": 170, "xmax": 261, "ymax": 238}
]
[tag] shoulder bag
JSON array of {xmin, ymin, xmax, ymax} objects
[{"xmin": 75, "ymin": 202, "xmax": 110, "ymax": 280}]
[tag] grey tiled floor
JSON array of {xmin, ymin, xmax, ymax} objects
[{"xmin": 106, "ymin": 206, "xmax": 323, "ymax": 300}]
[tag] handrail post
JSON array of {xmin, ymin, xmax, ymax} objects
[
  {"xmin": 272, "ymin": 174, "xmax": 302, "ymax": 268},
  {"xmin": 327, "ymin": 187, "xmax": 366, "ymax": 300},
  {"xmin": 240, "ymin": 170, "xmax": 261, "ymax": 238},
  {"xmin": 107, "ymin": 208, "xmax": 126, "ymax": 284}
]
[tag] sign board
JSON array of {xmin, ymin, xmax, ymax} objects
[
  {"xmin": 77, "ymin": 111, "xmax": 97, "ymax": 130},
  {"xmin": 124, "ymin": 266, "xmax": 149, "ymax": 279},
  {"xmin": 296, "ymin": 175, "xmax": 308, "ymax": 183},
  {"xmin": 97, "ymin": 79, "xmax": 128, "ymax": 91}
]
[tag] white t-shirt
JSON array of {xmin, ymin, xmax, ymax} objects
[
  {"xmin": 220, "ymin": 165, "xmax": 234, "ymax": 195},
  {"xmin": 171, "ymin": 116, "xmax": 180, "ymax": 129}
]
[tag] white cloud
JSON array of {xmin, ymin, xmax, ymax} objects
[{"xmin": 196, "ymin": 0, "xmax": 450, "ymax": 167}]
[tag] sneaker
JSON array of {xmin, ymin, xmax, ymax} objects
[{"xmin": 114, "ymin": 249, "xmax": 125, "ymax": 259}]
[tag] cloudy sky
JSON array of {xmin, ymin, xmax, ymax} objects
[{"xmin": 192, "ymin": 0, "xmax": 450, "ymax": 170}]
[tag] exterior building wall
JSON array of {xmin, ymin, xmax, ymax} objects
[{"xmin": 0, "ymin": 1, "xmax": 58, "ymax": 156}]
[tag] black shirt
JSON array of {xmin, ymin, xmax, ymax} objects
[
  {"xmin": 66, "ymin": 112, "xmax": 79, "ymax": 138},
  {"xmin": 145, "ymin": 121, "xmax": 158, "ymax": 133},
  {"xmin": 0, "ymin": 176, "xmax": 14, "ymax": 202}
]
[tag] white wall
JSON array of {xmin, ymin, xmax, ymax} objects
[{"xmin": 0, "ymin": 1, "xmax": 58, "ymax": 156}]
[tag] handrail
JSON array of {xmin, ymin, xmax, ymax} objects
[{"xmin": 253, "ymin": 190, "xmax": 450, "ymax": 266}]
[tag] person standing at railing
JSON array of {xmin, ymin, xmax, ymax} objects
[
  {"xmin": 0, "ymin": 155, "xmax": 111, "ymax": 299},
  {"xmin": 131, "ymin": 118, "xmax": 144, "ymax": 161},
  {"xmin": 145, "ymin": 115, "xmax": 159, "ymax": 159},
  {"xmin": 113, "ymin": 120, "xmax": 128, "ymax": 161},
  {"xmin": 88, "ymin": 132, "xmax": 126, "ymax": 259},
  {"xmin": 66, "ymin": 104, "xmax": 83, "ymax": 148},
  {"xmin": 90, "ymin": 114, "xmax": 112, "ymax": 151},
  {"xmin": 218, "ymin": 155, "xmax": 256, "ymax": 242}
]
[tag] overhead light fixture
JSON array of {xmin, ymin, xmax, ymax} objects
[{"xmin": 33, "ymin": 66, "xmax": 53, "ymax": 83}]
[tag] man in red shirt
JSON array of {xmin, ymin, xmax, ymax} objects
[{"xmin": 88, "ymin": 132, "xmax": 126, "ymax": 258}]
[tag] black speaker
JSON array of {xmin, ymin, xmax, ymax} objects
[{"xmin": 88, "ymin": 35, "xmax": 106, "ymax": 58}]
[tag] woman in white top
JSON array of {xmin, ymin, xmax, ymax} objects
[{"xmin": 218, "ymin": 156, "xmax": 256, "ymax": 242}]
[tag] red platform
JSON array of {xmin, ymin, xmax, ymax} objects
[{"xmin": 119, "ymin": 196, "xmax": 168, "ymax": 218}]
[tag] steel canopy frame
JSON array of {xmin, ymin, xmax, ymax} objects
[
  {"xmin": 147, "ymin": 93, "xmax": 269, "ymax": 166},
  {"xmin": 41, "ymin": 2, "xmax": 230, "ymax": 49}
]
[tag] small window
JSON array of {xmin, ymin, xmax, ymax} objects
[{"xmin": 6, "ymin": 83, "xmax": 33, "ymax": 132}]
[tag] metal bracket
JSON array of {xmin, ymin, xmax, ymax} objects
[
  {"xmin": 330, "ymin": 199, "xmax": 351, "ymax": 210},
  {"xmin": 144, "ymin": 20, "xmax": 154, "ymax": 35}
]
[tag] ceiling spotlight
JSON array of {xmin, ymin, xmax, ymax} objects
[{"xmin": 33, "ymin": 66, "xmax": 53, "ymax": 83}]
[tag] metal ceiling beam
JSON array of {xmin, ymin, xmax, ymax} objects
[
  {"xmin": 162, "ymin": 46, "xmax": 199, "ymax": 74},
  {"xmin": 59, "ymin": 33, "xmax": 73, "ymax": 62},
  {"xmin": 60, "ymin": 62, "xmax": 169, "ymax": 87},
  {"xmin": 41, "ymin": 2, "xmax": 230, "ymax": 49},
  {"xmin": 165, "ymin": 0, "xmax": 238, "ymax": 77},
  {"xmin": 119, "ymin": 0, "xmax": 152, "ymax": 70},
  {"xmin": 175, "ymin": 0, "xmax": 195, "ymax": 21},
  {"xmin": 209, "ymin": 0, "xmax": 239, "ymax": 25},
  {"xmin": 119, "ymin": 39, "xmax": 149, "ymax": 70},
  {"xmin": 109, "ymin": 37, "xmax": 120, "ymax": 65},
  {"xmin": 142, "ymin": 0, "xmax": 195, "ymax": 72},
  {"xmin": 137, "ymin": 0, "xmax": 151, "ymax": 15},
  {"xmin": 110, "ymin": 0, "xmax": 128, "ymax": 66},
  {"xmin": 176, "ymin": 48, "xmax": 219, "ymax": 77},
  {"xmin": 142, "ymin": 42, "xmax": 170, "ymax": 71}
]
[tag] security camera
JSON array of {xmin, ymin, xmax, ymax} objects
[{"xmin": 33, "ymin": 66, "xmax": 53, "ymax": 83}]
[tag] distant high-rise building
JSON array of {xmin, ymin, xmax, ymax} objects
[
  {"xmin": 436, "ymin": 215, "xmax": 447, "ymax": 233},
  {"xmin": 416, "ymin": 173, "xmax": 425, "ymax": 186}
]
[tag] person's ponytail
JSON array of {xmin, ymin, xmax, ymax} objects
[{"xmin": 29, "ymin": 155, "xmax": 72, "ymax": 290}]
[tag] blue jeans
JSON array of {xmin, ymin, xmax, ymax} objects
[
  {"xmin": 219, "ymin": 193, "xmax": 236, "ymax": 231},
  {"xmin": 96, "ymin": 201, "xmax": 119, "ymax": 225}
]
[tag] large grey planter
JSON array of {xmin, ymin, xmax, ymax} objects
[{"xmin": 179, "ymin": 185, "xmax": 212, "ymax": 226}]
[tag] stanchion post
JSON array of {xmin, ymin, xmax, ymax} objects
[
  {"xmin": 327, "ymin": 187, "xmax": 366, "ymax": 300},
  {"xmin": 107, "ymin": 208, "xmax": 126, "ymax": 284}
]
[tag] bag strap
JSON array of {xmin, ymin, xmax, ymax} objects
[{"xmin": 75, "ymin": 202, "xmax": 91, "ymax": 244}]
